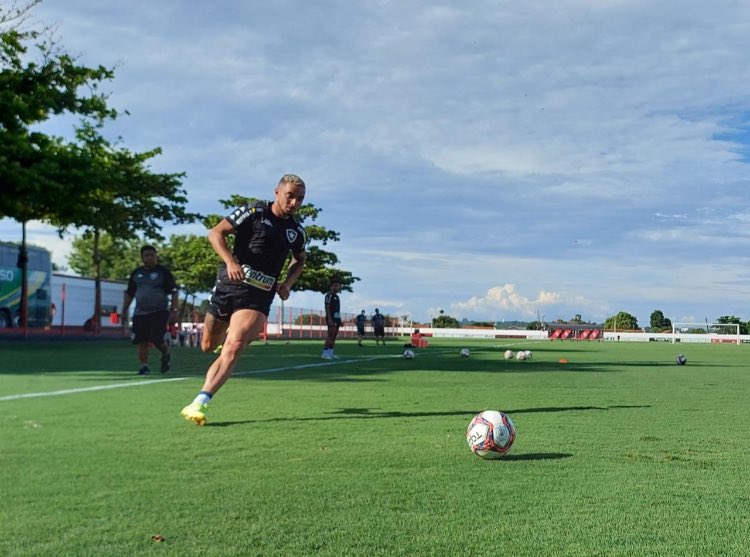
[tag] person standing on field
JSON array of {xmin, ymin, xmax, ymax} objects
[
  {"xmin": 372, "ymin": 308, "xmax": 386, "ymax": 346},
  {"xmin": 122, "ymin": 245, "xmax": 179, "ymax": 375},
  {"xmin": 355, "ymin": 309, "xmax": 367, "ymax": 347},
  {"xmin": 180, "ymin": 174, "xmax": 307, "ymax": 426},
  {"xmin": 322, "ymin": 278, "xmax": 342, "ymax": 359}
]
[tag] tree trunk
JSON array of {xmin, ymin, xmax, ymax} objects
[
  {"xmin": 18, "ymin": 221, "xmax": 29, "ymax": 336},
  {"xmin": 93, "ymin": 228, "xmax": 102, "ymax": 335}
]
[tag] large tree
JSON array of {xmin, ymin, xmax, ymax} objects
[
  {"xmin": 2, "ymin": 3, "xmax": 196, "ymax": 331},
  {"xmin": 0, "ymin": 3, "xmax": 117, "ymax": 328},
  {"xmin": 604, "ymin": 311, "xmax": 639, "ymax": 331},
  {"xmin": 433, "ymin": 309, "xmax": 460, "ymax": 328},
  {"xmin": 716, "ymin": 315, "xmax": 748, "ymax": 335},
  {"xmin": 649, "ymin": 309, "xmax": 672, "ymax": 332},
  {"xmin": 56, "ymin": 124, "xmax": 197, "ymax": 331}
]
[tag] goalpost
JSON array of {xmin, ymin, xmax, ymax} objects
[{"xmin": 671, "ymin": 322, "xmax": 741, "ymax": 345}]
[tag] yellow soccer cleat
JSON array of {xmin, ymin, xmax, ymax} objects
[{"xmin": 181, "ymin": 402, "xmax": 208, "ymax": 426}]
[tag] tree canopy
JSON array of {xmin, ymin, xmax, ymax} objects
[
  {"xmin": 432, "ymin": 309, "xmax": 460, "ymax": 328},
  {"xmin": 649, "ymin": 310, "xmax": 672, "ymax": 331},
  {"xmin": 604, "ymin": 311, "xmax": 639, "ymax": 331},
  {"xmin": 158, "ymin": 233, "xmax": 219, "ymax": 298},
  {"xmin": 0, "ymin": 7, "xmax": 117, "ymax": 224},
  {"xmin": 716, "ymin": 315, "xmax": 748, "ymax": 335},
  {"xmin": 67, "ymin": 232, "xmax": 142, "ymax": 280}
]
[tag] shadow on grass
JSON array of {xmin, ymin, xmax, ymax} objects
[
  {"xmin": 238, "ymin": 353, "xmax": 687, "ymax": 381},
  {"xmin": 0, "ymin": 340, "xmax": 695, "ymax": 379},
  {"xmin": 206, "ymin": 403, "xmax": 650, "ymax": 427}
]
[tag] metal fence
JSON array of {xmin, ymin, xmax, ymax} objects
[
  {"xmin": 0, "ymin": 306, "xmax": 402, "ymax": 342},
  {"xmin": 266, "ymin": 306, "xmax": 399, "ymax": 340}
]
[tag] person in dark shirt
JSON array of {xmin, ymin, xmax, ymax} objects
[
  {"xmin": 372, "ymin": 308, "xmax": 386, "ymax": 346},
  {"xmin": 355, "ymin": 309, "xmax": 367, "ymax": 347},
  {"xmin": 181, "ymin": 174, "xmax": 307, "ymax": 425},
  {"xmin": 322, "ymin": 278, "xmax": 342, "ymax": 359},
  {"xmin": 122, "ymin": 245, "xmax": 179, "ymax": 375}
]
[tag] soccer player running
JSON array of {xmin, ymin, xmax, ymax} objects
[
  {"xmin": 181, "ymin": 174, "xmax": 307, "ymax": 426},
  {"xmin": 372, "ymin": 308, "xmax": 386, "ymax": 346},
  {"xmin": 122, "ymin": 245, "xmax": 179, "ymax": 375},
  {"xmin": 355, "ymin": 309, "xmax": 367, "ymax": 347},
  {"xmin": 322, "ymin": 278, "xmax": 342, "ymax": 359}
]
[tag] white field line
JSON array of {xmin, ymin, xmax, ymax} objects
[
  {"xmin": 0, "ymin": 377, "xmax": 188, "ymax": 402},
  {"xmin": 0, "ymin": 354, "xmax": 401, "ymax": 402}
]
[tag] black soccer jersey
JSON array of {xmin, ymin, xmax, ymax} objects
[
  {"xmin": 126, "ymin": 264, "xmax": 178, "ymax": 315},
  {"xmin": 219, "ymin": 201, "xmax": 306, "ymax": 292},
  {"xmin": 325, "ymin": 292, "xmax": 341, "ymax": 320}
]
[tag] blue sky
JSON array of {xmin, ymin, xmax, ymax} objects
[{"xmin": 3, "ymin": 0, "xmax": 750, "ymax": 326}]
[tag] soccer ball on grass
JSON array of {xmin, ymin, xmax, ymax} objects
[
  {"xmin": 466, "ymin": 410, "xmax": 516, "ymax": 459},
  {"xmin": 676, "ymin": 354, "xmax": 687, "ymax": 365},
  {"xmin": 460, "ymin": 348, "xmax": 471, "ymax": 358},
  {"xmin": 503, "ymin": 350, "xmax": 514, "ymax": 359},
  {"xmin": 403, "ymin": 348, "xmax": 415, "ymax": 359}
]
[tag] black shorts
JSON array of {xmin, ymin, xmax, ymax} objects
[
  {"xmin": 374, "ymin": 326, "xmax": 385, "ymax": 337},
  {"xmin": 356, "ymin": 326, "xmax": 365, "ymax": 336},
  {"xmin": 209, "ymin": 282, "xmax": 273, "ymax": 322},
  {"xmin": 132, "ymin": 310, "xmax": 169, "ymax": 345}
]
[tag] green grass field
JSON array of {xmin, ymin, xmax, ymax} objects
[{"xmin": 2, "ymin": 338, "xmax": 750, "ymax": 556}]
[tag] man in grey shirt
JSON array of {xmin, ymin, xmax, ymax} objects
[{"xmin": 123, "ymin": 245, "xmax": 179, "ymax": 375}]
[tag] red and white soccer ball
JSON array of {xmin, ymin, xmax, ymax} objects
[{"xmin": 466, "ymin": 410, "xmax": 516, "ymax": 459}]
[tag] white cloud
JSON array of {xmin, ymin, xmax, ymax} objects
[{"xmin": 452, "ymin": 284, "xmax": 563, "ymax": 320}]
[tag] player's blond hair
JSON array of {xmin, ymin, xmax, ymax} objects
[{"xmin": 278, "ymin": 174, "xmax": 305, "ymax": 188}]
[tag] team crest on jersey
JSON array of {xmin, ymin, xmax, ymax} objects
[
  {"xmin": 149, "ymin": 271, "xmax": 159, "ymax": 280},
  {"xmin": 286, "ymin": 229, "xmax": 298, "ymax": 243}
]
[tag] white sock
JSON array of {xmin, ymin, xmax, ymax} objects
[{"xmin": 192, "ymin": 392, "xmax": 212, "ymax": 405}]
